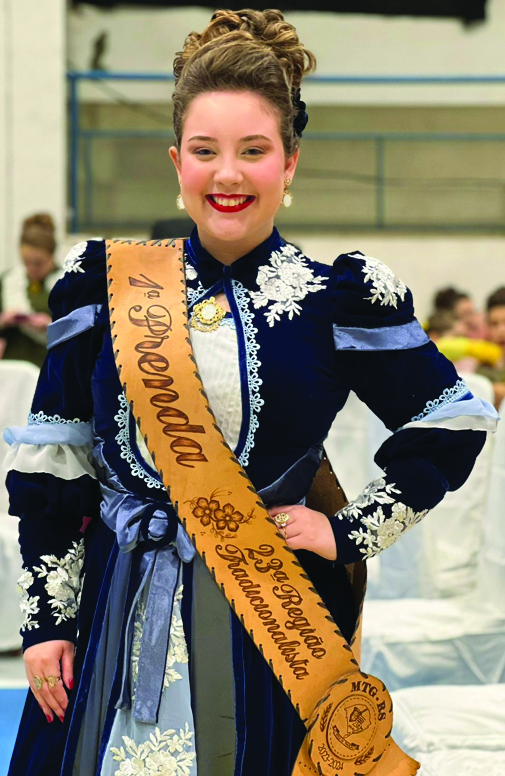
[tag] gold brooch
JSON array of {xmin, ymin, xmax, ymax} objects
[{"xmin": 190, "ymin": 297, "xmax": 226, "ymax": 333}]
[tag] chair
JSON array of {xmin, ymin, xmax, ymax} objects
[
  {"xmin": 365, "ymin": 372, "xmax": 495, "ymax": 599},
  {"xmin": 325, "ymin": 390, "xmax": 372, "ymax": 500},
  {"xmin": 0, "ymin": 361, "xmax": 40, "ymax": 650},
  {"xmin": 392, "ymin": 684, "xmax": 505, "ymax": 775},
  {"xmin": 327, "ymin": 375, "xmax": 495, "ymax": 600},
  {"xmin": 361, "ymin": 594, "xmax": 505, "ymax": 690},
  {"xmin": 477, "ymin": 396, "xmax": 505, "ymax": 613},
  {"xmin": 361, "ymin": 376, "xmax": 505, "ymax": 690}
]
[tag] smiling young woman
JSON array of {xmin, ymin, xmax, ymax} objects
[
  {"xmin": 169, "ymin": 91, "xmax": 299, "ymax": 262},
  {"xmin": 167, "ymin": 8, "xmax": 314, "ymax": 263},
  {"xmin": 4, "ymin": 8, "xmax": 497, "ymax": 776}
]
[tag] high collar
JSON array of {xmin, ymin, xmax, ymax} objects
[{"xmin": 186, "ymin": 227, "xmax": 283, "ymax": 290}]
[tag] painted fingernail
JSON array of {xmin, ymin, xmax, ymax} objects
[
  {"xmin": 68, "ymin": 677, "xmax": 74, "ymax": 690},
  {"xmin": 59, "ymin": 715, "xmax": 64, "ymax": 723},
  {"xmin": 46, "ymin": 715, "xmax": 53, "ymax": 723}
]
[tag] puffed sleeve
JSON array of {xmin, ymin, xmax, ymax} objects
[
  {"xmin": 3, "ymin": 240, "xmax": 106, "ymax": 649},
  {"xmin": 328, "ymin": 251, "xmax": 498, "ymax": 564}
]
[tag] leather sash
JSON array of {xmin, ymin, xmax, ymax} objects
[{"xmin": 107, "ymin": 238, "xmax": 419, "ymax": 776}]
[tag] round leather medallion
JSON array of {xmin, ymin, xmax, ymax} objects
[{"xmin": 307, "ymin": 671, "xmax": 393, "ymax": 775}]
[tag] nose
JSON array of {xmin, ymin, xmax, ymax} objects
[{"xmin": 214, "ymin": 155, "xmax": 244, "ymax": 189}]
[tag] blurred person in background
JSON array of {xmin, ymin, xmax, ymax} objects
[
  {"xmin": 426, "ymin": 309, "xmax": 465, "ymax": 342},
  {"xmin": 477, "ymin": 287, "xmax": 505, "ymax": 409},
  {"xmin": 426, "ymin": 308, "xmax": 501, "ymax": 377},
  {"xmin": 0, "ymin": 214, "xmax": 62, "ymax": 368},
  {"xmin": 433, "ymin": 286, "xmax": 487, "ymax": 339}
]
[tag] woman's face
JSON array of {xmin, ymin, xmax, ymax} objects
[
  {"xmin": 21, "ymin": 244, "xmax": 55, "ymax": 283},
  {"xmin": 169, "ymin": 91, "xmax": 299, "ymax": 259},
  {"xmin": 454, "ymin": 296, "xmax": 485, "ymax": 337}
]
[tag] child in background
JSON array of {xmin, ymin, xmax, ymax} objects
[
  {"xmin": 426, "ymin": 309, "xmax": 501, "ymax": 376},
  {"xmin": 433, "ymin": 286, "xmax": 487, "ymax": 339}
]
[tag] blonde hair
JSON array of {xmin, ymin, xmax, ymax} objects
[
  {"xmin": 172, "ymin": 9, "xmax": 316, "ymax": 156},
  {"xmin": 20, "ymin": 213, "xmax": 56, "ymax": 255}
]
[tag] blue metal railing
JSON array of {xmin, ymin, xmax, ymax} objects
[{"xmin": 68, "ymin": 71, "xmax": 505, "ymax": 232}]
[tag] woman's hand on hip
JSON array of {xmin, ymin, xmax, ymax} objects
[
  {"xmin": 24, "ymin": 640, "xmax": 75, "ymax": 723},
  {"xmin": 268, "ymin": 504, "xmax": 337, "ymax": 561}
]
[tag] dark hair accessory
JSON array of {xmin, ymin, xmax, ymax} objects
[{"xmin": 293, "ymin": 88, "xmax": 308, "ymax": 138}]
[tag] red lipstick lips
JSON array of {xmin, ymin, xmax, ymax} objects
[{"xmin": 206, "ymin": 194, "xmax": 255, "ymax": 213}]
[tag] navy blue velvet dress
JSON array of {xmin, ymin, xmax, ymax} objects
[{"xmin": 4, "ymin": 229, "xmax": 496, "ymax": 776}]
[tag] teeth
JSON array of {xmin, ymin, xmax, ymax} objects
[{"xmin": 212, "ymin": 196, "xmax": 249, "ymax": 207}]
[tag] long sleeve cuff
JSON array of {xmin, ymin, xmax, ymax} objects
[
  {"xmin": 7, "ymin": 468, "xmax": 98, "ymax": 650},
  {"xmin": 17, "ymin": 538, "xmax": 85, "ymax": 650},
  {"xmin": 330, "ymin": 457, "xmax": 451, "ymax": 565}
]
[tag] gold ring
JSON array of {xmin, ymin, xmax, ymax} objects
[
  {"xmin": 33, "ymin": 675, "xmax": 46, "ymax": 690},
  {"xmin": 46, "ymin": 675, "xmax": 60, "ymax": 688},
  {"xmin": 274, "ymin": 512, "xmax": 290, "ymax": 529}
]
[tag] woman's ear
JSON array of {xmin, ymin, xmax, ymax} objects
[
  {"xmin": 169, "ymin": 146, "xmax": 181, "ymax": 180},
  {"xmin": 284, "ymin": 148, "xmax": 300, "ymax": 182}
]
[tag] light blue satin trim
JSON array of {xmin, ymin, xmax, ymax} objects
[
  {"xmin": 133, "ymin": 547, "xmax": 180, "ymax": 722},
  {"xmin": 47, "ymin": 304, "xmax": 102, "ymax": 349},
  {"xmin": 92, "ymin": 436, "xmax": 195, "ymax": 723},
  {"xmin": 333, "ymin": 319, "xmax": 429, "ymax": 351},
  {"xmin": 400, "ymin": 396, "xmax": 499, "ymax": 432},
  {"xmin": 3, "ymin": 422, "xmax": 93, "ymax": 446}
]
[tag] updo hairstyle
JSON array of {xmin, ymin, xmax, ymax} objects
[
  {"xmin": 20, "ymin": 213, "xmax": 56, "ymax": 255},
  {"xmin": 172, "ymin": 9, "xmax": 316, "ymax": 157}
]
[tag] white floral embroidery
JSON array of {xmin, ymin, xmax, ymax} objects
[
  {"xmin": 349, "ymin": 502, "xmax": 429, "ymax": 560},
  {"xmin": 63, "ymin": 241, "xmax": 88, "ymax": 274},
  {"xmin": 110, "ymin": 723, "xmax": 196, "ymax": 776},
  {"xmin": 28, "ymin": 411, "xmax": 83, "ymax": 425},
  {"xmin": 184, "ymin": 261, "xmax": 198, "ymax": 281},
  {"xmin": 114, "ymin": 394, "xmax": 164, "ymax": 490},
  {"xmin": 30, "ymin": 540, "xmax": 85, "ymax": 625},
  {"xmin": 131, "ymin": 586, "xmax": 188, "ymax": 694},
  {"xmin": 233, "ymin": 280, "xmax": 264, "ymax": 468},
  {"xmin": 410, "ymin": 379, "xmax": 469, "ymax": 422},
  {"xmin": 17, "ymin": 570, "xmax": 40, "ymax": 632},
  {"xmin": 350, "ymin": 253, "xmax": 407, "ymax": 309},
  {"xmin": 250, "ymin": 244, "xmax": 328, "ymax": 327},
  {"xmin": 337, "ymin": 478, "xmax": 401, "ymax": 521}
]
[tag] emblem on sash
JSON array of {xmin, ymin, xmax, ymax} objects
[{"xmin": 309, "ymin": 672, "xmax": 392, "ymax": 775}]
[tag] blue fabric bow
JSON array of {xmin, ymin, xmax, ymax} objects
[
  {"xmin": 92, "ymin": 439, "xmax": 195, "ymax": 724},
  {"xmin": 111, "ymin": 496, "xmax": 195, "ymax": 724},
  {"xmin": 292, "ymin": 88, "xmax": 309, "ymax": 138}
]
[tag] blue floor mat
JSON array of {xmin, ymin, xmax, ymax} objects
[{"xmin": 0, "ymin": 688, "xmax": 26, "ymax": 776}]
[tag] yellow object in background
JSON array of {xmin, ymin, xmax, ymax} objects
[{"xmin": 437, "ymin": 337, "xmax": 502, "ymax": 366}]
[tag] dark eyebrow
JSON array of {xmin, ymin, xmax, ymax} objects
[
  {"xmin": 240, "ymin": 135, "xmax": 272, "ymax": 142},
  {"xmin": 187, "ymin": 134, "xmax": 272, "ymax": 143}
]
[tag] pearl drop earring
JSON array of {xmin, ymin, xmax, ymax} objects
[
  {"xmin": 176, "ymin": 193, "xmax": 185, "ymax": 211},
  {"xmin": 283, "ymin": 179, "xmax": 293, "ymax": 208}
]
